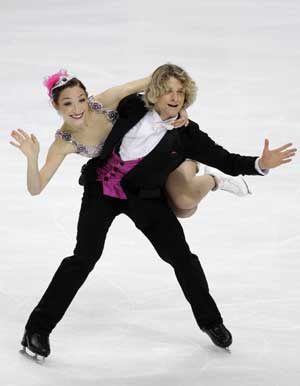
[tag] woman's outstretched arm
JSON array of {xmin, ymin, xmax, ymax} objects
[{"xmin": 10, "ymin": 129, "xmax": 70, "ymax": 195}]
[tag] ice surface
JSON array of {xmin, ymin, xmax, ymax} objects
[{"xmin": 0, "ymin": 1, "xmax": 300, "ymax": 385}]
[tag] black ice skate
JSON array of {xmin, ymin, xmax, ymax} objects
[
  {"xmin": 201, "ymin": 323, "xmax": 232, "ymax": 349},
  {"xmin": 21, "ymin": 330, "xmax": 50, "ymax": 358}
]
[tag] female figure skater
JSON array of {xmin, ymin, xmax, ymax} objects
[{"xmin": 10, "ymin": 69, "xmax": 250, "ymax": 219}]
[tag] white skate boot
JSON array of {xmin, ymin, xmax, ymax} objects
[{"xmin": 204, "ymin": 166, "xmax": 252, "ymax": 197}]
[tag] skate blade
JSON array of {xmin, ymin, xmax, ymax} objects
[
  {"xmin": 241, "ymin": 177, "xmax": 252, "ymax": 195},
  {"xmin": 19, "ymin": 346, "xmax": 46, "ymax": 363}
]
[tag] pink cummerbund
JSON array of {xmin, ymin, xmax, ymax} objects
[{"xmin": 96, "ymin": 150, "xmax": 143, "ymax": 199}]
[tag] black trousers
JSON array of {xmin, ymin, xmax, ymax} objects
[{"xmin": 25, "ymin": 183, "xmax": 222, "ymax": 334}]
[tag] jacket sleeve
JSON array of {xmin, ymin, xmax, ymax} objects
[{"xmin": 182, "ymin": 122, "xmax": 260, "ymax": 176}]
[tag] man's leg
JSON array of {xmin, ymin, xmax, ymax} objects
[
  {"xmin": 25, "ymin": 187, "xmax": 121, "ymax": 341},
  {"xmin": 125, "ymin": 198, "xmax": 222, "ymax": 330},
  {"xmin": 126, "ymin": 198, "xmax": 232, "ymax": 348}
]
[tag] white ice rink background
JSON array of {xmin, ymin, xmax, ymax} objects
[{"xmin": 0, "ymin": 1, "xmax": 300, "ymax": 385}]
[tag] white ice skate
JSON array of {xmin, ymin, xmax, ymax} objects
[{"xmin": 204, "ymin": 166, "xmax": 252, "ymax": 197}]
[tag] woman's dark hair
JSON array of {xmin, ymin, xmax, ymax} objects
[{"xmin": 52, "ymin": 78, "xmax": 88, "ymax": 104}]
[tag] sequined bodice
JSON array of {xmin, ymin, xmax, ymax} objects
[
  {"xmin": 88, "ymin": 96, "xmax": 118, "ymax": 124},
  {"xmin": 55, "ymin": 129, "xmax": 104, "ymax": 158},
  {"xmin": 55, "ymin": 98, "xmax": 118, "ymax": 158}
]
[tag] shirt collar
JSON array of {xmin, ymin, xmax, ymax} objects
[{"xmin": 150, "ymin": 109, "xmax": 178, "ymax": 125}]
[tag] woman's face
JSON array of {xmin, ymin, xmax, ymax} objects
[{"xmin": 55, "ymin": 86, "xmax": 89, "ymax": 127}]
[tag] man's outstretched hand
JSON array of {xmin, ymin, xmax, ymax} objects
[{"xmin": 259, "ymin": 139, "xmax": 297, "ymax": 170}]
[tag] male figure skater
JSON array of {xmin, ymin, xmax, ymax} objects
[{"xmin": 23, "ymin": 64, "xmax": 296, "ymax": 357}]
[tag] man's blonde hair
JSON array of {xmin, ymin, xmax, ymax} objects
[{"xmin": 143, "ymin": 63, "xmax": 197, "ymax": 110}]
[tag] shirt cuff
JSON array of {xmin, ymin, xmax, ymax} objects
[{"xmin": 255, "ymin": 158, "xmax": 269, "ymax": 175}]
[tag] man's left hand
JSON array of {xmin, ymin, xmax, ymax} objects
[
  {"xmin": 259, "ymin": 139, "xmax": 297, "ymax": 170},
  {"xmin": 173, "ymin": 109, "xmax": 189, "ymax": 128}
]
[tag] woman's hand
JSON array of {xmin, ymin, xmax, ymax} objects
[
  {"xmin": 173, "ymin": 108, "xmax": 189, "ymax": 128},
  {"xmin": 10, "ymin": 129, "xmax": 40, "ymax": 159},
  {"xmin": 259, "ymin": 139, "xmax": 297, "ymax": 170}
]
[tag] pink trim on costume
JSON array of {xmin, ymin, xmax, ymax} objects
[{"xmin": 43, "ymin": 69, "xmax": 70, "ymax": 97}]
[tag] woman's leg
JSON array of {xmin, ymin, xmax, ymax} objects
[
  {"xmin": 166, "ymin": 160, "xmax": 215, "ymax": 218},
  {"xmin": 166, "ymin": 160, "xmax": 251, "ymax": 218}
]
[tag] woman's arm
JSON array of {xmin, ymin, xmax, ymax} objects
[
  {"xmin": 96, "ymin": 77, "xmax": 189, "ymax": 127},
  {"xmin": 94, "ymin": 76, "xmax": 150, "ymax": 110},
  {"xmin": 10, "ymin": 129, "xmax": 70, "ymax": 195}
]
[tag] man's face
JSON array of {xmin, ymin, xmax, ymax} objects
[{"xmin": 154, "ymin": 77, "xmax": 185, "ymax": 120}]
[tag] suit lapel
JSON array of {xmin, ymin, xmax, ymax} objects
[
  {"xmin": 123, "ymin": 129, "xmax": 179, "ymax": 183},
  {"xmin": 99, "ymin": 118, "xmax": 131, "ymax": 160},
  {"xmin": 99, "ymin": 98, "xmax": 147, "ymax": 160}
]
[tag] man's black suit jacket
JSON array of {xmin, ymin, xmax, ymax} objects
[{"xmin": 80, "ymin": 94, "xmax": 260, "ymax": 200}]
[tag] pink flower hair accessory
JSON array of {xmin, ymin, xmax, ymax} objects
[{"xmin": 43, "ymin": 69, "xmax": 73, "ymax": 98}]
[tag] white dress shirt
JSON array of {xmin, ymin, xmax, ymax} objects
[{"xmin": 119, "ymin": 110, "xmax": 177, "ymax": 161}]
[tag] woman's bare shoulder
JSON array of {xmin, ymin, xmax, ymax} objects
[{"xmin": 50, "ymin": 135, "xmax": 76, "ymax": 156}]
